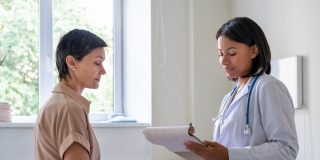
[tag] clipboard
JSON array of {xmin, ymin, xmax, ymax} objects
[{"xmin": 143, "ymin": 123, "xmax": 204, "ymax": 160}]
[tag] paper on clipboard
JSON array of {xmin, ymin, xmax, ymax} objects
[{"xmin": 143, "ymin": 123, "xmax": 204, "ymax": 160}]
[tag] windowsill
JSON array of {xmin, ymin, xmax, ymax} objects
[
  {"xmin": 0, "ymin": 122, "xmax": 35, "ymax": 128},
  {"xmin": 0, "ymin": 115, "xmax": 150, "ymax": 128},
  {"xmin": 0, "ymin": 121, "xmax": 150, "ymax": 128},
  {"xmin": 0, "ymin": 116, "xmax": 150, "ymax": 128}
]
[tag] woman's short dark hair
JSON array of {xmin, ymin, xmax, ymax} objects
[
  {"xmin": 216, "ymin": 17, "xmax": 271, "ymax": 76},
  {"xmin": 56, "ymin": 29, "xmax": 107, "ymax": 81}
]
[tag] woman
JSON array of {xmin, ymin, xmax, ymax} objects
[
  {"xmin": 34, "ymin": 29, "xmax": 107, "ymax": 160},
  {"xmin": 185, "ymin": 17, "xmax": 299, "ymax": 160}
]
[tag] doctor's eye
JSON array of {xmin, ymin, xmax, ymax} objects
[{"xmin": 228, "ymin": 49, "xmax": 237, "ymax": 56}]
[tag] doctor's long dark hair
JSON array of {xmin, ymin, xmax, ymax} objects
[{"xmin": 216, "ymin": 17, "xmax": 271, "ymax": 76}]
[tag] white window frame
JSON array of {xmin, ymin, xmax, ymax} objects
[
  {"xmin": 113, "ymin": 0, "xmax": 124, "ymax": 114},
  {"xmin": 39, "ymin": 0, "xmax": 123, "ymax": 117}
]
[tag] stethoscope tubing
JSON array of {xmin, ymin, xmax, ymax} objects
[
  {"xmin": 217, "ymin": 75, "xmax": 261, "ymax": 136},
  {"xmin": 246, "ymin": 76, "xmax": 260, "ymax": 126}
]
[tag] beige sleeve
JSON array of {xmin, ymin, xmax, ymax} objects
[
  {"xmin": 59, "ymin": 131, "xmax": 91, "ymax": 158},
  {"xmin": 55, "ymin": 103, "xmax": 91, "ymax": 159}
]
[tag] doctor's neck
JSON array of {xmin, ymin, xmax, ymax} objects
[{"xmin": 237, "ymin": 77, "xmax": 250, "ymax": 86}]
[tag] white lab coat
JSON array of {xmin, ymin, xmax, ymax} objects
[{"xmin": 213, "ymin": 74, "xmax": 299, "ymax": 160}]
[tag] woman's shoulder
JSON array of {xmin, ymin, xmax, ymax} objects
[
  {"xmin": 41, "ymin": 93, "xmax": 82, "ymax": 114},
  {"xmin": 38, "ymin": 94, "xmax": 86, "ymax": 123}
]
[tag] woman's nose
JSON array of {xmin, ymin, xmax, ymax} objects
[{"xmin": 101, "ymin": 65, "xmax": 107, "ymax": 75}]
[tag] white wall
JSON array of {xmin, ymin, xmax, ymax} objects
[
  {"xmin": 151, "ymin": 1, "xmax": 192, "ymax": 158},
  {"xmin": 230, "ymin": 0, "xmax": 320, "ymax": 159},
  {"xmin": 4, "ymin": 1, "xmax": 317, "ymax": 160},
  {"xmin": 190, "ymin": 0, "xmax": 230, "ymax": 140},
  {"xmin": 0, "ymin": 124, "xmax": 150, "ymax": 160},
  {"xmin": 0, "ymin": 1, "xmax": 229, "ymax": 160},
  {"xmin": 150, "ymin": 1, "xmax": 320, "ymax": 160},
  {"xmin": 0, "ymin": 127, "xmax": 34, "ymax": 160},
  {"xmin": 151, "ymin": 0, "xmax": 229, "ymax": 159},
  {"xmin": 0, "ymin": 1, "xmax": 232, "ymax": 160}
]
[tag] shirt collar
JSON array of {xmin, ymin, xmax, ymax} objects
[
  {"xmin": 236, "ymin": 75, "xmax": 261, "ymax": 99},
  {"xmin": 52, "ymin": 83, "xmax": 91, "ymax": 113},
  {"xmin": 232, "ymin": 77, "xmax": 253, "ymax": 102}
]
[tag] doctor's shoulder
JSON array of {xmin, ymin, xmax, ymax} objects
[{"xmin": 255, "ymin": 74, "xmax": 290, "ymax": 94}]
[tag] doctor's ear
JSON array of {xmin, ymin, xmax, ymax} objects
[
  {"xmin": 251, "ymin": 45, "xmax": 259, "ymax": 59},
  {"xmin": 65, "ymin": 55, "xmax": 77, "ymax": 71}
]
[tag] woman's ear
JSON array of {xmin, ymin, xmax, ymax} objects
[
  {"xmin": 251, "ymin": 45, "xmax": 259, "ymax": 59},
  {"xmin": 65, "ymin": 55, "xmax": 76, "ymax": 71}
]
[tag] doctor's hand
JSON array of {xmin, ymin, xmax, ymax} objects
[{"xmin": 184, "ymin": 140, "xmax": 229, "ymax": 160}]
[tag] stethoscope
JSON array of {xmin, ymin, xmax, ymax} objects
[{"xmin": 215, "ymin": 75, "xmax": 260, "ymax": 136}]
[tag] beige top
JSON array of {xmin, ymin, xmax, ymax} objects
[{"xmin": 34, "ymin": 83, "xmax": 101, "ymax": 160}]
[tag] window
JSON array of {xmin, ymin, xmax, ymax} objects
[
  {"xmin": 0, "ymin": 0, "xmax": 123, "ymax": 117},
  {"xmin": 0, "ymin": 0, "xmax": 39, "ymax": 116}
]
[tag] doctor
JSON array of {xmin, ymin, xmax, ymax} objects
[{"xmin": 184, "ymin": 17, "xmax": 299, "ymax": 160}]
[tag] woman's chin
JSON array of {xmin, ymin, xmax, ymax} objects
[{"xmin": 87, "ymin": 84, "xmax": 99, "ymax": 89}]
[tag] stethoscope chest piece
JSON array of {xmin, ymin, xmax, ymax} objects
[{"xmin": 216, "ymin": 75, "xmax": 260, "ymax": 137}]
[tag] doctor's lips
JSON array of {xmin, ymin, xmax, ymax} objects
[{"xmin": 223, "ymin": 67, "xmax": 234, "ymax": 74}]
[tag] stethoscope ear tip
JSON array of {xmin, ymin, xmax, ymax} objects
[{"xmin": 244, "ymin": 125, "xmax": 251, "ymax": 136}]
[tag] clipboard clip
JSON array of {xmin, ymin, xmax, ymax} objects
[{"xmin": 188, "ymin": 123, "xmax": 204, "ymax": 144}]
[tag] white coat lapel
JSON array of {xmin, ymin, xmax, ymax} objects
[
  {"xmin": 230, "ymin": 85, "xmax": 249, "ymax": 106},
  {"xmin": 228, "ymin": 77, "xmax": 254, "ymax": 111}
]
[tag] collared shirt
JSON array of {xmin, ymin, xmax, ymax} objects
[
  {"xmin": 213, "ymin": 74, "xmax": 299, "ymax": 160},
  {"xmin": 35, "ymin": 83, "xmax": 101, "ymax": 160}
]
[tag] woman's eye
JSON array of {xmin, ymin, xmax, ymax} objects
[
  {"xmin": 95, "ymin": 62, "xmax": 101, "ymax": 65},
  {"xmin": 229, "ymin": 52, "xmax": 237, "ymax": 56}
]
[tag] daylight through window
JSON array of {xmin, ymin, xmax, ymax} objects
[{"xmin": 0, "ymin": 0, "xmax": 120, "ymax": 116}]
